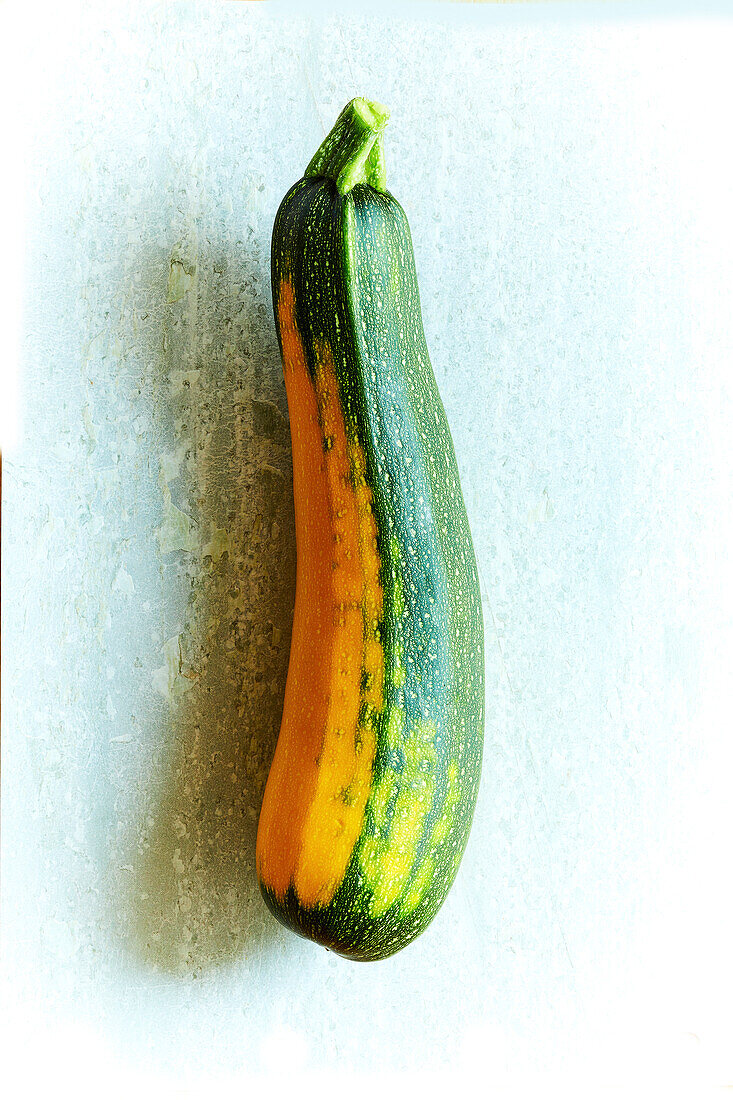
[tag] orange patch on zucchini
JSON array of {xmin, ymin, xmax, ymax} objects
[
  {"xmin": 294, "ymin": 341, "xmax": 377, "ymax": 906},
  {"xmin": 257, "ymin": 280, "xmax": 384, "ymax": 907},
  {"xmin": 255, "ymin": 279, "xmax": 333, "ymax": 897}
]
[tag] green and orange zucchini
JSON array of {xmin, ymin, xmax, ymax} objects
[{"xmin": 256, "ymin": 98, "xmax": 484, "ymax": 960}]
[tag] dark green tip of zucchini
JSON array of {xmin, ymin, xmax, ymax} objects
[{"xmin": 305, "ymin": 97, "xmax": 390, "ymax": 196}]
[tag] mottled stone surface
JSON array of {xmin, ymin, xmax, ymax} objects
[{"xmin": 2, "ymin": 0, "xmax": 733, "ymax": 1087}]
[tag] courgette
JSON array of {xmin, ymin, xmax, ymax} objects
[{"xmin": 256, "ymin": 98, "xmax": 484, "ymax": 960}]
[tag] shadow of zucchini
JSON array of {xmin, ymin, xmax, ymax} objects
[{"xmin": 125, "ymin": 238, "xmax": 295, "ymax": 973}]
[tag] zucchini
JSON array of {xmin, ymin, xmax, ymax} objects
[{"xmin": 256, "ymin": 98, "xmax": 484, "ymax": 960}]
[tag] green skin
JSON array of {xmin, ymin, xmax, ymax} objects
[{"xmin": 262, "ymin": 100, "xmax": 484, "ymax": 960}]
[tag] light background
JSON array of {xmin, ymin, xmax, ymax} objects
[{"xmin": 2, "ymin": 0, "xmax": 732, "ymax": 1091}]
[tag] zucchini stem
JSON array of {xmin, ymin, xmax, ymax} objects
[{"xmin": 305, "ymin": 97, "xmax": 389, "ymax": 196}]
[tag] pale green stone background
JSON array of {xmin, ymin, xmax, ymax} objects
[{"xmin": 2, "ymin": 0, "xmax": 733, "ymax": 1089}]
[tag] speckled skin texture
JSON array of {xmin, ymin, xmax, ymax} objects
[
  {"xmin": 259, "ymin": 172, "xmax": 484, "ymax": 958},
  {"xmin": 2, "ymin": 0, "xmax": 733, "ymax": 1087}
]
